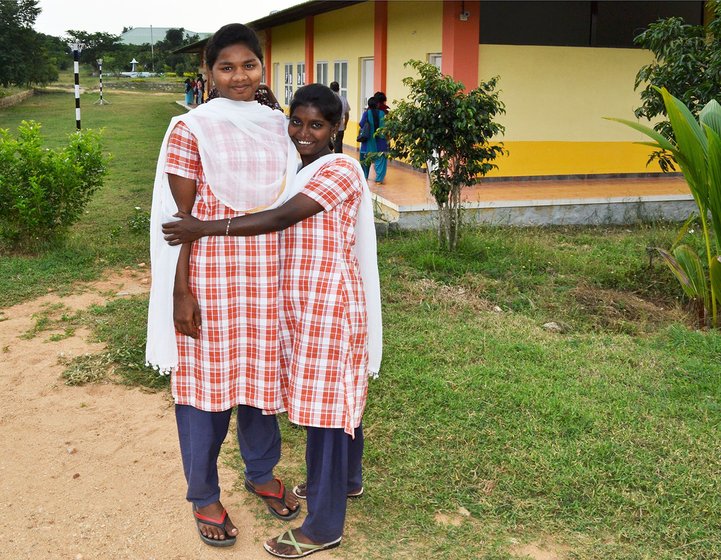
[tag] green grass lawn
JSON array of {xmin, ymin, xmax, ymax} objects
[{"xmin": 2, "ymin": 89, "xmax": 720, "ymax": 560}]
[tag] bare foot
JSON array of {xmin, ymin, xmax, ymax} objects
[
  {"xmin": 247, "ymin": 478, "xmax": 300, "ymax": 517},
  {"xmin": 194, "ymin": 501, "xmax": 238, "ymax": 542}
]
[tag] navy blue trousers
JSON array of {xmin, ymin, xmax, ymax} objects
[
  {"xmin": 301, "ymin": 424, "xmax": 364, "ymax": 543},
  {"xmin": 175, "ymin": 404, "xmax": 281, "ymax": 507}
]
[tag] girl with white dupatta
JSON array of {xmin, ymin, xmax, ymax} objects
[
  {"xmin": 146, "ymin": 24, "xmax": 302, "ymax": 548},
  {"xmin": 162, "ymin": 84, "xmax": 382, "ymax": 559}
]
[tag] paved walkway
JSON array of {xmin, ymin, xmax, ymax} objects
[{"xmin": 339, "ymin": 143, "xmax": 691, "ymax": 210}]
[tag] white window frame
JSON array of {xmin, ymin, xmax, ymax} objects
[
  {"xmin": 296, "ymin": 62, "xmax": 306, "ymax": 87},
  {"xmin": 284, "ymin": 63, "xmax": 293, "ymax": 105},
  {"xmin": 333, "ymin": 61, "xmax": 348, "ymax": 98},
  {"xmin": 428, "ymin": 53, "xmax": 442, "ymax": 69},
  {"xmin": 272, "ymin": 63, "xmax": 280, "ymax": 95},
  {"xmin": 316, "ymin": 61, "xmax": 329, "ymax": 86}
]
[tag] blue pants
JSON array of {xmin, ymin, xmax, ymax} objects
[
  {"xmin": 360, "ymin": 152, "xmax": 387, "ymax": 182},
  {"xmin": 175, "ymin": 404, "xmax": 281, "ymax": 507},
  {"xmin": 301, "ymin": 424, "xmax": 364, "ymax": 543}
]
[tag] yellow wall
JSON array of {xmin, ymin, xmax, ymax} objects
[
  {"xmin": 267, "ymin": 20, "xmax": 305, "ymax": 106},
  {"xmin": 314, "ymin": 2, "xmax": 375, "ymax": 124},
  {"xmin": 263, "ymin": 4, "xmax": 663, "ymax": 177},
  {"xmin": 386, "ymin": 1, "xmax": 443, "ymax": 107},
  {"xmin": 478, "ymin": 44, "xmax": 658, "ymax": 176}
]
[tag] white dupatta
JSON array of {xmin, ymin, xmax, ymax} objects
[
  {"xmin": 291, "ymin": 153, "xmax": 383, "ymax": 377},
  {"xmin": 146, "ymin": 99, "xmax": 297, "ymax": 374}
]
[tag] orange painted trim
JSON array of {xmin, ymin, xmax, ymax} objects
[
  {"xmin": 305, "ymin": 16, "xmax": 314, "ymax": 84},
  {"xmin": 374, "ymin": 0, "xmax": 387, "ymax": 93},
  {"xmin": 265, "ymin": 29, "xmax": 272, "ymax": 89},
  {"xmin": 441, "ymin": 0, "xmax": 479, "ymax": 91}
]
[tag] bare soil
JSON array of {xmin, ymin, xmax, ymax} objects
[{"xmin": 0, "ymin": 269, "xmax": 295, "ymax": 560}]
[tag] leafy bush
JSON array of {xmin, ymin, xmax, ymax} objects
[
  {"xmin": 0, "ymin": 120, "xmax": 108, "ymax": 249},
  {"xmin": 383, "ymin": 60, "xmax": 505, "ymax": 251}
]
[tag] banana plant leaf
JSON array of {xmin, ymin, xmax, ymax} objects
[
  {"xmin": 711, "ymin": 255, "xmax": 721, "ymax": 327},
  {"xmin": 659, "ymin": 88, "xmax": 709, "ymax": 208},
  {"xmin": 700, "ymin": 99, "xmax": 721, "ymax": 138},
  {"xmin": 663, "ymin": 245, "xmax": 710, "ymax": 313},
  {"xmin": 602, "ymin": 117, "xmax": 676, "ymax": 153},
  {"xmin": 669, "ymin": 213, "xmax": 699, "ymax": 252},
  {"xmin": 704, "ymin": 124, "xmax": 721, "ymax": 255}
]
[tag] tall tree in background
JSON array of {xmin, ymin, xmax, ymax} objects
[
  {"xmin": 634, "ymin": 0, "xmax": 721, "ymax": 170},
  {"xmin": 0, "ymin": 0, "xmax": 56, "ymax": 86},
  {"xmin": 65, "ymin": 30, "xmax": 121, "ymax": 70}
]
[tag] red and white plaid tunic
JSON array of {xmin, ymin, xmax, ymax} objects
[
  {"xmin": 279, "ymin": 158, "xmax": 369, "ymax": 436},
  {"xmin": 165, "ymin": 122, "xmax": 284, "ymax": 413}
]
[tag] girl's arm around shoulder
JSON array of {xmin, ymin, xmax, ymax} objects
[{"xmin": 162, "ymin": 194, "xmax": 324, "ymax": 245}]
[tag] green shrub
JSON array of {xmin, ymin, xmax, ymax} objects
[{"xmin": 0, "ymin": 120, "xmax": 108, "ymax": 249}]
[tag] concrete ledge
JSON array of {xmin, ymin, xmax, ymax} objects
[
  {"xmin": 0, "ymin": 89, "xmax": 34, "ymax": 109},
  {"xmin": 396, "ymin": 194, "xmax": 697, "ymax": 230}
]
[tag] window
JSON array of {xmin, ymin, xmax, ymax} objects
[
  {"xmin": 316, "ymin": 61, "xmax": 329, "ymax": 85},
  {"xmin": 273, "ymin": 63, "xmax": 280, "ymax": 94},
  {"xmin": 478, "ymin": 1, "xmax": 704, "ymax": 48},
  {"xmin": 333, "ymin": 61, "xmax": 348, "ymax": 97},
  {"xmin": 284, "ymin": 63, "xmax": 293, "ymax": 105},
  {"xmin": 428, "ymin": 53, "xmax": 442, "ymax": 69},
  {"xmin": 296, "ymin": 63, "xmax": 305, "ymax": 86}
]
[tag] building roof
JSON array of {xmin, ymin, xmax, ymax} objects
[
  {"xmin": 173, "ymin": 0, "xmax": 365, "ymax": 55},
  {"xmin": 246, "ymin": 0, "xmax": 365, "ymax": 31},
  {"xmin": 120, "ymin": 27, "xmax": 211, "ymax": 45}
]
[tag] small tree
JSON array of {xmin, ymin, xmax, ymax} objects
[
  {"xmin": 633, "ymin": 0, "xmax": 721, "ymax": 170},
  {"xmin": 382, "ymin": 60, "xmax": 505, "ymax": 250},
  {"xmin": 0, "ymin": 121, "xmax": 108, "ymax": 250}
]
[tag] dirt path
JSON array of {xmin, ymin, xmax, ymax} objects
[{"xmin": 0, "ymin": 269, "xmax": 294, "ymax": 560}]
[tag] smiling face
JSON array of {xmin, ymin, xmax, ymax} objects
[
  {"xmin": 210, "ymin": 43, "xmax": 262, "ymax": 102},
  {"xmin": 288, "ymin": 104, "xmax": 339, "ymax": 166}
]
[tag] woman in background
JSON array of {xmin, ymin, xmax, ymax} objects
[{"xmin": 358, "ymin": 96, "xmax": 388, "ymax": 185}]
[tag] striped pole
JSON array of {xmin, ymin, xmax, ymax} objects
[
  {"xmin": 69, "ymin": 42, "xmax": 84, "ymax": 130},
  {"xmin": 94, "ymin": 58, "xmax": 110, "ymax": 105}
]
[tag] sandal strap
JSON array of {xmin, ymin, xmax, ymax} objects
[
  {"xmin": 249, "ymin": 477, "xmax": 285, "ymax": 500},
  {"xmin": 193, "ymin": 508, "xmax": 228, "ymax": 528},
  {"xmin": 276, "ymin": 529, "xmax": 324, "ymax": 554}
]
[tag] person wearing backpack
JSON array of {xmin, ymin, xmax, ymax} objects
[{"xmin": 357, "ymin": 96, "xmax": 387, "ymax": 184}]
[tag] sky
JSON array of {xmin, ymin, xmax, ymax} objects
[{"xmin": 33, "ymin": 0, "xmax": 303, "ymax": 38}]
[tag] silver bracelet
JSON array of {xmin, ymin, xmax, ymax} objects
[{"xmin": 225, "ymin": 217, "xmax": 231, "ymax": 236}]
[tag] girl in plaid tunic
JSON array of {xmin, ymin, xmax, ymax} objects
[
  {"xmin": 147, "ymin": 24, "xmax": 302, "ymax": 548},
  {"xmin": 163, "ymin": 84, "xmax": 382, "ymax": 558}
]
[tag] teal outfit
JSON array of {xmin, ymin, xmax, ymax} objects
[{"xmin": 359, "ymin": 108, "xmax": 387, "ymax": 183}]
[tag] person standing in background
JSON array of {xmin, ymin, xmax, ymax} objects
[
  {"xmin": 358, "ymin": 96, "xmax": 388, "ymax": 184},
  {"xmin": 195, "ymin": 74, "xmax": 205, "ymax": 105},
  {"xmin": 330, "ymin": 81, "xmax": 350, "ymax": 153},
  {"xmin": 184, "ymin": 78, "xmax": 193, "ymax": 106},
  {"xmin": 373, "ymin": 91, "xmax": 389, "ymax": 114}
]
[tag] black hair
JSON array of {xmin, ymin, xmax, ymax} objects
[
  {"xmin": 205, "ymin": 23, "xmax": 264, "ymax": 69},
  {"xmin": 367, "ymin": 96, "xmax": 379, "ymax": 109},
  {"xmin": 373, "ymin": 91, "xmax": 387, "ymax": 103},
  {"xmin": 329, "ymin": 81, "xmax": 340, "ymax": 92},
  {"xmin": 290, "ymin": 83, "xmax": 343, "ymax": 126}
]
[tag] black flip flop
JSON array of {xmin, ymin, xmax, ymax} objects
[
  {"xmin": 192, "ymin": 505, "xmax": 237, "ymax": 547},
  {"xmin": 245, "ymin": 477, "xmax": 301, "ymax": 520}
]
